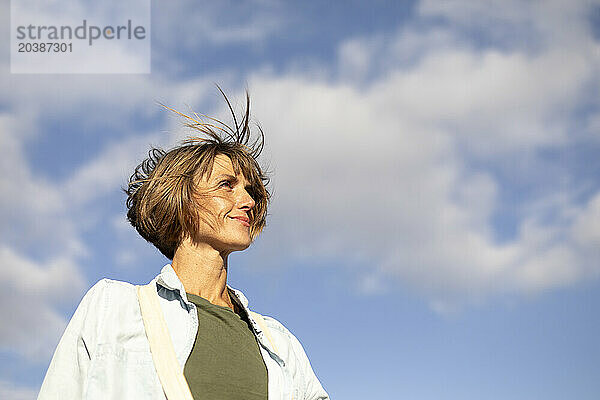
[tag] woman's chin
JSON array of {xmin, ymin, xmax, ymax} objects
[{"xmin": 225, "ymin": 237, "xmax": 252, "ymax": 252}]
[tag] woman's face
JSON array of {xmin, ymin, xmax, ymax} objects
[{"xmin": 190, "ymin": 154, "xmax": 256, "ymax": 254}]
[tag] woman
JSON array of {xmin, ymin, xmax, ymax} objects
[{"xmin": 38, "ymin": 91, "xmax": 329, "ymax": 400}]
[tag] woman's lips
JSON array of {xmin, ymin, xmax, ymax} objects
[{"xmin": 230, "ymin": 216, "xmax": 250, "ymax": 227}]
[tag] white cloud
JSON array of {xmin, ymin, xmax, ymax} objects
[
  {"xmin": 61, "ymin": 133, "xmax": 163, "ymax": 207},
  {"xmin": 109, "ymin": 213, "xmax": 160, "ymax": 269},
  {"xmin": 0, "ymin": 114, "xmax": 90, "ymax": 362},
  {"xmin": 418, "ymin": 0, "xmax": 597, "ymax": 49},
  {"xmin": 236, "ymin": 0, "xmax": 600, "ymax": 310},
  {"xmin": 244, "ymin": 67, "xmax": 600, "ymax": 310},
  {"xmin": 0, "ymin": 246, "xmax": 86, "ymax": 360},
  {"xmin": 0, "ymin": 114, "xmax": 86, "ymax": 259},
  {"xmin": 570, "ymin": 193, "xmax": 600, "ymax": 253},
  {"xmin": 149, "ymin": 0, "xmax": 286, "ymax": 76},
  {"xmin": 153, "ymin": 0, "xmax": 285, "ymax": 45}
]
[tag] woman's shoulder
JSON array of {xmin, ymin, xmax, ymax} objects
[
  {"xmin": 80, "ymin": 278, "xmax": 138, "ymax": 307},
  {"xmin": 73, "ymin": 278, "xmax": 147, "ymax": 347},
  {"xmin": 85, "ymin": 278, "xmax": 146, "ymax": 315},
  {"xmin": 72, "ymin": 278, "xmax": 145, "ymax": 327}
]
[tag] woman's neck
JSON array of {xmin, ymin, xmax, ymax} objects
[{"xmin": 171, "ymin": 238, "xmax": 235, "ymax": 310}]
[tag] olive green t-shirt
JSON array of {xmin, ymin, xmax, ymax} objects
[{"xmin": 183, "ymin": 292, "xmax": 268, "ymax": 400}]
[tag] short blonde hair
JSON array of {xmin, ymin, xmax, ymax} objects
[{"xmin": 125, "ymin": 90, "xmax": 270, "ymax": 259}]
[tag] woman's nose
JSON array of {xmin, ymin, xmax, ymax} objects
[{"xmin": 238, "ymin": 188, "xmax": 255, "ymax": 210}]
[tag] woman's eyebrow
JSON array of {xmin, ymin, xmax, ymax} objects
[
  {"xmin": 214, "ymin": 173, "xmax": 252, "ymax": 190},
  {"xmin": 213, "ymin": 173, "xmax": 237, "ymax": 182}
]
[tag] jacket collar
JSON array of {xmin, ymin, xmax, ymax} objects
[{"xmin": 155, "ymin": 263, "xmax": 250, "ymax": 309}]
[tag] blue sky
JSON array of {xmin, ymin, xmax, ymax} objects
[{"xmin": 1, "ymin": 0, "xmax": 600, "ymax": 398}]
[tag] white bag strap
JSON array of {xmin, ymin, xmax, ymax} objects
[
  {"xmin": 249, "ymin": 311, "xmax": 279, "ymax": 354},
  {"xmin": 137, "ymin": 283, "xmax": 194, "ymax": 400}
]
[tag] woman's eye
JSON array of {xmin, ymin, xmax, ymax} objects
[{"xmin": 219, "ymin": 180, "xmax": 233, "ymax": 189}]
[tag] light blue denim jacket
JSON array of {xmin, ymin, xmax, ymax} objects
[{"xmin": 38, "ymin": 264, "xmax": 329, "ymax": 400}]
